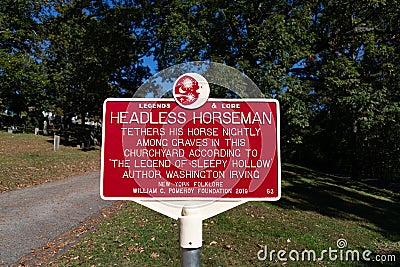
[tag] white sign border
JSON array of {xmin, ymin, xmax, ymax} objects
[{"xmin": 100, "ymin": 98, "xmax": 281, "ymax": 202}]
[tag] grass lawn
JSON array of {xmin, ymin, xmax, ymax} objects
[
  {"xmin": 0, "ymin": 131, "xmax": 100, "ymax": 192},
  {"xmin": 50, "ymin": 164, "xmax": 400, "ymax": 266},
  {"xmin": 1, "ymin": 131, "xmax": 398, "ymax": 266}
]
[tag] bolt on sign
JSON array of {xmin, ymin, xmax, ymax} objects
[{"xmin": 101, "ymin": 73, "xmax": 280, "ymax": 201}]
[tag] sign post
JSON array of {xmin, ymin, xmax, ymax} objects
[
  {"xmin": 180, "ymin": 207, "xmax": 202, "ymax": 267},
  {"xmin": 101, "ymin": 72, "xmax": 280, "ymax": 266}
]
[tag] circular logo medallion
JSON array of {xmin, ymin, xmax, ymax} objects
[{"xmin": 173, "ymin": 73, "xmax": 210, "ymax": 109}]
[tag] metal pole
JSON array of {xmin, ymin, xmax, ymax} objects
[
  {"xmin": 179, "ymin": 208, "xmax": 202, "ymax": 267},
  {"xmin": 181, "ymin": 248, "xmax": 201, "ymax": 267}
]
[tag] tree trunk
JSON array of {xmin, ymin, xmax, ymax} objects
[{"xmin": 351, "ymin": 120, "xmax": 360, "ymax": 180}]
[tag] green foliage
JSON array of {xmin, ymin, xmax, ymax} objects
[
  {"xmin": 0, "ymin": 0, "xmax": 47, "ymax": 114},
  {"xmin": 43, "ymin": 0, "xmax": 150, "ymax": 118},
  {"xmin": 146, "ymin": 0, "xmax": 400, "ymax": 180},
  {"xmin": 298, "ymin": 0, "xmax": 400, "ymax": 180},
  {"xmin": 1, "ymin": 0, "xmax": 399, "ymax": 180}
]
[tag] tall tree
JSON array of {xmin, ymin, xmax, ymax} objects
[
  {"xmin": 147, "ymin": 0, "xmax": 316, "ymax": 142},
  {"xmin": 146, "ymin": 0, "xmax": 399, "ymax": 180},
  {"xmin": 0, "ymin": 0, "xmax": 47, "ymax": 115},
  {"xmin": 44, "ymin": 0, "xmax": 151, "ymax": 121},
  {"xmin": 1, "ymin": 0, "xmax": 398, "ymax": 180},
  {"xmin": 294, "ymin": 0, "xmax": 400, "ymax": 180}
]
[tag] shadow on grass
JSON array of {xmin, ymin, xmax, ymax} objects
[
  {"xmin": 275, "ymin": 164, "xmax": 400, "ymax": 242},
  {"xmin": 45, "ymin": 138, "xmax": 100, "ymax": 152}
]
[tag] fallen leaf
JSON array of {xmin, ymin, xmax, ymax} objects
[
  {"xmin": 223, "ymin": 244, "xmax": 232, "ymax": 249},
  {"xmin": 150, "ymin": 252, "xmax": 159, "ymax": 258},
  {"xmin": 133, "ymin": 247, "xmax": 144, "ymax": 253}
]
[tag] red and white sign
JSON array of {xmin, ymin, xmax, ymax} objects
[
  {"xmin": 100, "ymin": 98, "xmax": 280, "ymax": 201},
  {"xmin": 173, "ymin": 73, "xmax": 210, "ymax": 109}
]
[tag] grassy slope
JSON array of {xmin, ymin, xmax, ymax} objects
[
  {"xmin": 51, "ymin": 164, "xmax": 399, "ymax": 267},
  {"xmin": 0, "ymin": 131, "xmax": 100, "ymax": 192}
]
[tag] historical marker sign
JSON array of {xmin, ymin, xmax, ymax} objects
[
  {"xmin": 101, "ymin": 97, "xmax": 280, "ymax": 201},
  {"xmin": 100, "ymin": 70, "xmax": 281, "ymax": 265}
]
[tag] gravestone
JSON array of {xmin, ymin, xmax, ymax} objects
[
  {"xmin": 54, "ymin": 135, "xmax": 60, "ymax": 151},
  {"xmin": 43, "ymin": 121, "xmax": 48, "ymax": 135}
]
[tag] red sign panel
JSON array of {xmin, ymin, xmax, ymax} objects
[{"xmin": 100, "ymin": 98, "xmax": 280, "ymax": 201}]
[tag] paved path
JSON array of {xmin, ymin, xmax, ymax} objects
[{"xmin": 0, "ymin": 171, "xmax": 112, "ymax": 266}]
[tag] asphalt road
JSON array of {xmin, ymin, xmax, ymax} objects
[{"xmin": 0, "ymin": 171, "xmax": 113, "ymax": 266}]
